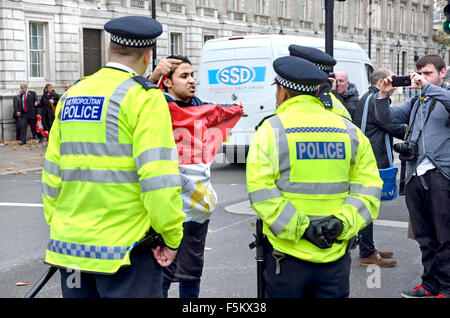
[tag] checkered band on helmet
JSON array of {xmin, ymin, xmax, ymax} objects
[
  {"xmin": 316, "ymin": 63, "xmax": 333, "ymax": 72},
  {"xmin": 110, "ymin": 34, "xmax": 156, "ymax": 47},
  {"xmin": 275, "ymin": 75, "xmax": 318, "ymax": 92}
]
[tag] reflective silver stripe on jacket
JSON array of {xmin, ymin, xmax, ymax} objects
[
  {"xmin": 332, "ymin": 99, "xmax": 351, "ymax": 118},
  {"xmin": 43, "ymin": 158, "xmax": 61, "ymax": 177},
  {"xmin": 349, "ymin": 183, "xmax": 381, "ymax": 199},
  {"xmin": 135, "ymin": 147, "xmax": 178, "ymax": 171},
  {"xmin": 343, "ymin": 196, "xmax": 373, "ymax": 225},
  {"xmin": 47, "ymin": 239, "xmax": 131, "ymax": 260},
  {"xmin": 61, "ymin": 169, "xmax": 139, "ymax": 183},
  {"xmin": 249, "ymin": 187, "xmax": 283, "ymax": 205},
  {"xmin": 42, "ymin": 183, "xmax": 61, "ymax": 198},
  {"xmin": 106, "ymin": 78, "xmax": 137, "ymax": 143},
  {"xmin": 248, "ymin": 187, "xmax": 297, "ymax": 236},
  {"xmin": 140, "ymin": 174, "xmax": 181, "ymax": 193},
  {"xmin": 61, "ymin": 142, "xmax": 133, "ymax": 157},
  {"xmin": 342, "ymin": 117, "xmax": 359, "ymax": 164},
  {"xmin": 269, "ymin": 201, "xmax": 297, "ymax": 236}
]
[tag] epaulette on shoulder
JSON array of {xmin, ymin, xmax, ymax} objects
[
  {"xmin": 132, "ymin": 75, "xmax": 158, "ymax": 90},
  {"xmin": 72, "ymin": 76, "xmax": 88, "ymax": 87},
  {"xmin": 255, "ymin": 114, "xmax": 276, "ymax": 131}
]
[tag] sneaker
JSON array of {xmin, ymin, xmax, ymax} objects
[
  {"xmin": 375, "ymin": 249, "xmax": 393, "ymax": 259},
  {"xmin": 360, "ymin": 251, "xmax": 397, "ymax": 267},
  {"xmin": 434, "ymin": 294, "xmax": 448, "ymax": 298},
  {"xmin": 401, "ymin": 285, "xmax": 435, "ymax": 298}
]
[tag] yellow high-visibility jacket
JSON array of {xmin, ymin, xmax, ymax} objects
[
  {"xmin": 246, "ymin": 94, "xmax": 381, "ymax": 263},
  {"xmin": 330, "ymin": 92, "xmax": 352, "ymax": 121},
  {"xmin": 42, "ymin": 67, "xmax": 186, "ymax": 274}
]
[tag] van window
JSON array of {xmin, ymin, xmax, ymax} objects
[{"xmin": 365, "ymin": 64, "xmax": 374, "ymax": 86}]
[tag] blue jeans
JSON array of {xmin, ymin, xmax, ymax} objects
[{"xmin": 162, "ymin": 279, "xmax": 200, "ymax": 298}]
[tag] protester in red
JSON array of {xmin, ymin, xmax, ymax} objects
[{"xmin": 149, "ymin": 56, "xmax": 242, "ymax": 298}]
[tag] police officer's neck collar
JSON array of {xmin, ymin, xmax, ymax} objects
[{"xmin": 106, "ymin": 62, "xmax": 138, "ymax": 75}]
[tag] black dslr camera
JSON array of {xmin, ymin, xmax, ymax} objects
[{"xmin": 393, "ymin": 141, "xmax": 418, "ymax": 161}]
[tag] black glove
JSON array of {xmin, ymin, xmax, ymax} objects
[{"xmin": 302, "ymin": 216, "xmax": 343, "ymax": 249}]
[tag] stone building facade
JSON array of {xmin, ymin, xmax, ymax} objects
[{"xmin": 0, "ymin": 0, "xmax": 441, "ymax": 139}]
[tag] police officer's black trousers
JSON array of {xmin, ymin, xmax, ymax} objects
[
  {"xmin": 263, "ymin": 241, "xmax": 351, "ymax": 298},
  {"xmin": 405, "ymin": 169, "xmax": 450, "ymax": 297},
  {"xmin": 59, "ymin": 245, "xmax": 162, "ymax": 298}
]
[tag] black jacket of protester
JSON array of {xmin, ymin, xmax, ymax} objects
[
  {"xmin": 353, "ymin": 86, "xmax": 407, "ymax": 169},
  {"xmin": 338, "ymin": 83, "xmax": 360, "ymax": 117}
]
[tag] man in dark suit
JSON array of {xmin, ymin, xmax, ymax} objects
[{"xmin": 18, "ymin": 83, "xmax": 38, "ymax": 145}]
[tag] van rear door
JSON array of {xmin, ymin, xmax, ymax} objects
[{"xmin": 197, "ymin": 37, "xmax": 276, "ymax": 153}]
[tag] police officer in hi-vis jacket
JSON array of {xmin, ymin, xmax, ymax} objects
[
  {"xmin": 41, "ymin": 16, "xmax": 185, "ymax": 298},
  {"xmin": 246, "ymin": 55, "xmax": 382, "ymax": 298}
]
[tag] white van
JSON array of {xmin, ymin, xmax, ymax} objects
[{"xmin": 196, "ymin": 34, "xmax": 373, "ymax": 163}]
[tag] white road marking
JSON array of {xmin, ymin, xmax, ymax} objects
[
  {"xmin": 0, "ymin": 202, "xmax": 43, "ymax": 208},
  {"xmin": 224, "ymin": 200, "xmax": 409, "ymax": 228}
]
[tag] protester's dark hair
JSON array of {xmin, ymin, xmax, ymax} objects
[
  {"xmin": 370, "ymin": 68, "xmax": 390, "ymax": 86},
  {"xmin": 162, "ymin": 55, "xmax": 192, "ymax": 91},
  {"xmin": 166, "ymin": 55, "xmax": 191, "ymax": 65},
  {"xmin": 416, "ymin": 55, "xmax": 446, "ymax": 73}
]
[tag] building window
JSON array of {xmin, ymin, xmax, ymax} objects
[
  {"xmin": 386, "ymin": 3, "xmax": 392, "ymax": 30},
  {"xmin": 300, "ymin": 0, "xmax": 307, "ymax": 21},
  {"xmin": 372, "ymin": 1, "xmax": 379, "ymax": 29},
  {"xmin": 400, "ymin": 7, "xmax": 404, "ymax": 33},
  {"xmin": 320, "ymin": 0, "xmax": 325, "ymax": 23},
  {"xmin": 353, "ymin": 0, "xmax": 359, "ymax": 28},
  {"xmin": 255, "ymin": 0, "xmax": 263, "ymax": 14},
  {"xmin": 227, "ymin": 0, "xmax": 238, "ymax": 11},
  {"xmin": 197, "ymin": 0, "xmax": 210, "ymax": 7},
  {"xmin": 203, "ymin": 34, "xmax": 215, "ymax": 43},
  {"xmin": 29, "ymin": 22, "xmax": 45, "ymax": 78},
  {"xmin": 423, "ymin": 8, "xmax": 428, "ymax": 34},
  {"xmin": 337, "ymin": 0, "xmax": 344, "ymax": 25},
  {"xmin": 279, "ymin": 0, "xmax": 286, "ymax": 18},
  {"xmin": 411, "ymin": 8, "xmax": 417, "ymax": 34},
  {"xmin": 376, "ymin": 48, "xmax": 381, "ymax": 67},
  {"xmin": 170, "ymin": 33, "xmax": 182, "ymax": 55}
]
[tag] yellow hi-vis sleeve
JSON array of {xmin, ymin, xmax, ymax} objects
[
  {"xmin": 334, "ymin": 130, "xmax": 382, "ymax": 241},
  {"xmin": 132, "ymin": 89, "xmax": 186, "ymax": 250}
]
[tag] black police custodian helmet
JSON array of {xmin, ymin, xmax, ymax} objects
[
  {"xmin": 104, "ymin": 16, "xmax": 162, "ymax": 47},
  {"xmin": 289, "ymin": 44, "xmax": 336, "ymax": 74},
  {"xmin": 273, "ymin": 56, "xmax": 328, "ymax": 93}
]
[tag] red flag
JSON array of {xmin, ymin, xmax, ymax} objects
[{"xmin": 168, "ymin": 100, "xmax": 242, "ymax": 165}]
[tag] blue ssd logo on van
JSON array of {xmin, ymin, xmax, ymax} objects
[
  {"xmin": 61, "ymin": 96, "xmax": 105, "ymax": 122},
  {"xmin": 208, "ymin": 66, "xmax": 266, "ymax": 85}
]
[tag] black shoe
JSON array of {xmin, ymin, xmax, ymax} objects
[{"xmin": 19, "ymin": 142, "xmax": 26, "ymax": 145}]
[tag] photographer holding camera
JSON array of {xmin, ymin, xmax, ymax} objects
[{"xmin": 375, "ymin": 54, "xmax": 450, "ymax": 298}]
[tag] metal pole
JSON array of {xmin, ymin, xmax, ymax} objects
[
  {"xmin": 152, "ymin": 0, "xmax": 157, "ymax": 71},
  {"xmin": 368, "ymin": 0, "xmax": 372, "ymax": 59},
  {"xmin": 24, "ymin": 267, "xmax": 57, "ymax": 298},
  {"xmin": 397, "ymin": 52, "xmax": 400, "ymax": 75},
  {"xmin": 325, "ymin": 0, "xmax": 334, "ymax": 57}
]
